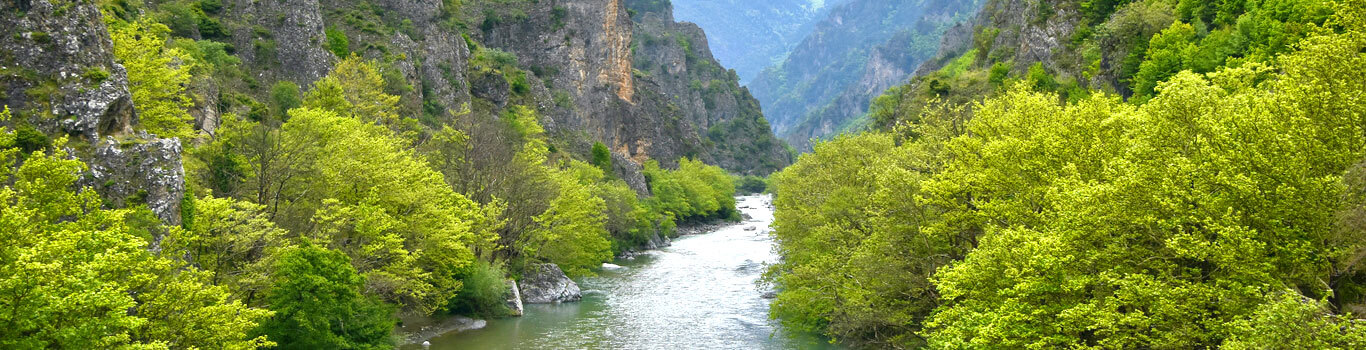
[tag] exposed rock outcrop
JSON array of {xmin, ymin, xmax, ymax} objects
[
  {"xmin": 506, "ymin": 279, "xmax": 524, "ymax": 317},
  {"xmin": 520, "ymin": 263, "xmax": 582, "ymax": 304},
  {"xmin": 224, "ymin": 0, "xmax": 334, "ymax": 87},
  {"xmin": 2, "ymin": 0, "xmax": 186, "ymax": 227},
  {"xmin": 89, "ymin": 136, "xmax": 187, "ymax": 226},
  {"xmin": 748, "ymin": 0, "xmax": 983, "ymax": 150},
  {"xmin": 626, "ymin": 0, "xmax": 792, "ymax": 174},
  {"xmin": 0, "ymin": 0, "xmax": 136, "ymax": 140}
]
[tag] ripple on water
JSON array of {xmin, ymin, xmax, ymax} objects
[{"xmin": 408, "ymin": 195, "xmax": 842, "ymax": 350}]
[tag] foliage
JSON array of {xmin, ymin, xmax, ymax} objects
[
  {"xmin": 769, "ymin": 3, "xmax": 1366, "ymax": 346},
  {"xmin": 446, "ymin": 260, "xmax": 511, "ymax": 317},
  {"xmin": 643, "ymin": 158, "xmax": 738, "ymax": 225},
  {"xmin": 257, "ymin": 243, "xmax": 395, "ymax": 350},
  {"xmin": 165, "ymin": 195, "xmax": 288, "ymax": 302},
  {"xmin": 591, "ymin": 141, "xmax": 613, "ymax": 173},
  {"xmin": 325, "ymin": 27, "xmax": 350, "ymax": 58},
  {"xmin": 523, "ymin": 161, "xmax": 613, "ymax": 277},
  {"xmin": 109, "ymin": 19, "xmax": 197, "ymax": 139},
  {"xmin": 0, "ymin": 139, "xmax": 270, "ymax": 349}
]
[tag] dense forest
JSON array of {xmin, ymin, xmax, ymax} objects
[
  {"xmin": 6, "ymin": 0, "xmax": 1366, "ymax": 348},
  {"xmin": 0, "ymin": 0, "xmax": 759, "ymax": 348},
  {"xmin": 766, "ymin": 0, "xmax": 1366, "ymax": 348}
]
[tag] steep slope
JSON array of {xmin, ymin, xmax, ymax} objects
[
  {"xmin": 2, "ymin": 0, "xmax": 186, "ymax": 224},
  {"xmin": 877, "ymin": 0, "xmax": 1335, "ymax": 130},
  {"xmin": 626, "ymin": 0, "xmax": 793, "ymax": 173},
  {"xmin": 665, "ymin": 0, "xmax": 842, "ymax": 83},
  {"xmin": 748, "ymin": 0, "xmax": 982, "ymax": 150},
  {"xmin": 146, "ymin": 0, "xmax": 787, "ymax": 176}
]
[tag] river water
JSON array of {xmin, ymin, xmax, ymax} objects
[{"xmin": 408, "ymin": 195, "xmax": 839, "ymax": 350}]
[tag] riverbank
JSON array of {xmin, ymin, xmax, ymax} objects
[
  {"xmin": 397, "ymin": 315, "xmax": 487, "ymax": 346},
  {"xmin": 404, "ymin": 195, "xmax": 838, "ymax": 350},
  {"xmin": 400, "ymin": 196, "xmax": 804, "ymax": 348}
]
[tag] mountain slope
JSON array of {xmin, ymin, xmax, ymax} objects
[
  {"xmin": 748, "ymin": 0, "xmax": 983, "ymax": 150},
  {"xmin": 666, "ymin": 0, "xmax": 841, "ymax": 83}
]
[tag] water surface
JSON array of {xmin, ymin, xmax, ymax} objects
[{"xmin": 410, "ymin": 195, "xmax": 839, "ymax": 350}]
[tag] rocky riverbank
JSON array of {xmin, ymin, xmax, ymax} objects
[{"xmin": 397, "ymin": 315, "xmax": 487, "ymax": 346}]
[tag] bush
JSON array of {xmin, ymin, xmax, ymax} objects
[
  {"xmin": 736, "ymin": 175, "xmax": 767, "ymax": 194},
  {"xmin": 446, "ymin": 260, "xmax": 511, "ymax": 317},
  {"xmin": 324, "ymin": 27, "xmax": 349, "ymax": 57}
]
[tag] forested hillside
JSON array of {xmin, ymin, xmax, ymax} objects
[
  {"xmin": 766, "ymin": 0, "xmax": 1366, "ymax": 348},
  {"xmin": 0, "ymin": 0, "xmax": 771, "ymax": 347},
  {"xmin": 668, "ymin": 0, "xmax": 841, "ymax": 83},
  {"xmin": 749, "ymin": 0, "xmax": 983, "ymax": 150}
]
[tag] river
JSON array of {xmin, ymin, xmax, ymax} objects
[{"xmin": 406, "ymin": 195, "xmax": 840, "ymax": 350}]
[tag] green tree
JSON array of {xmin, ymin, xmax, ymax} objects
[
  {"xmin": 109, "ymin": 19, "xmax": 197, "ymax": 139},
  {"xmin": 0, "ymin": 131, "xmax": 269, "ymax": 348},
  {"xmin": 258, "ymin": 243, "xmax": 395, "ymax": 350},
  {"xmin": 591, "ymin": 141, "xmax": 613, "ymax": 173},
  {"xmin": 523, "ymin": 161, "xmax": 613, "ymax": 277},
  {"xmin": 165, "ymin": 195, "xmax": 289, "ymax": 303}
]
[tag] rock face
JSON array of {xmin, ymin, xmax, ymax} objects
[
  {"xmin": 1, "ymin": 0, "xmax": 186, "ymax": 225},
  {"xmin": 520, "ymin": 263, "xmax": 582, "ymax": 304},
  {"xmin": 506, "ymin": 280, "xmax": 525, "ymax": 316},
  {"xmin": 913, "ymin": 0, "xmax": 1163, "ymax": 96},
  {"xmin": 625, "ymin": 0, "xmax": 792, "ymax": 174},
  {"xmin": 748, "ymin": 0, "xmax": 984, "ymax": 150},
  {"xmin": 89, "ymin": 136, "xmax": 187, "ymax": 226},
  {"xmin": 0, "ymin": 0, "xmax": 136, "ymax": 140},
  {"xmin": 224, "ymin": 0, "xmax": 334, "ymax": 87}
]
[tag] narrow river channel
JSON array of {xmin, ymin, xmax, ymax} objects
[{"xmin": 406, "ymin": 195, "xmax": 840, "ymax": 349}]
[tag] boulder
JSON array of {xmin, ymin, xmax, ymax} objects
[
  {"xmin": 519, "ymin": 263, "xmax": 581, "ymax": 304},
  {"xmin": 506, "ymin": 279, "xmax": 524, "ymax": 316},
  {"xmin": 88, "ymin": 135, "xmax": 186, "ymax": 227}
]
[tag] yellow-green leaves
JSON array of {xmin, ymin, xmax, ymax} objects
[
  {"xmin": 109, "ymin": 19, "xmax": 196, "ymax": 139},
  {"xmin": 524, "ymin": 160, "xmax": 613, "ymax": 277},
  {"xmin": 0, "ymin": 145, "xmax": 269, "ymax": 349}
]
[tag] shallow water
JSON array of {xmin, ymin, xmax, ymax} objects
[{"xmin": 408, "ymin": 195, "xmax": 840, "ymax": 350}]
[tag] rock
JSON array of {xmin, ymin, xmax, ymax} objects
[
  {"xmin": 602, "ymin": 263, "xmax": 624, "ymax": 270},
  {"xmin": 0, "ymin": 0, "xmax": 136, "ymax": 141},
  {"xmin": 223, "ymin": 0, "xmax": 333, "ymax": 86},
  {"xmin": 519, "ymin": 263, "xmax": 582, "ymax": 304},
  {"xmin": 88, "ymin": 136, "xmax": 186, "ymax": 227},
  {"xmin": 506, "ymin": 279, "xmax": 524, "ymax": 317},
  {"xmin": 761, "ymin": 290, "xmax": 778, "ymax": 299},
  {"xmin": 398, "ymin": 315, "xmax": 486, "ymax": 345}
]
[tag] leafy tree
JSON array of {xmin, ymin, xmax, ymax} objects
[
  {"xmin": 271, "ymin": 81, "xmax": 302, "ymax": 118},
  {"xmin": 281, "ymin": 106, "xmax": 490, "ymax": 314},
  {"xmin": 325, "ymin": 27, "xmax": 350, "ymax": 58},
  {"xmin": 258, "ymin": 243, "xmax": 395, "ymax": 350},
  {"xmin": 523, "ymin": 161, "xmax": 613, "ymax": 277},
  {"xmin": 164, "ymin": 195, "xmax": 289, "ymax": 303},
  {"xmin": 0, "ymin": 131, "xmax": 269, "ymax": 348},
  {"xmin": 591, "ymin": 141, "xmax": 613, "ymax": 173},
  {"xmin": 109, "ymin": 19, "xmax": 197, "ymax": 139}
]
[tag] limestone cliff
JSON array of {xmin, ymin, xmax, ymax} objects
[{"xmin": 1, "ymin": 0, "xmax": 186, "ymax": 225}]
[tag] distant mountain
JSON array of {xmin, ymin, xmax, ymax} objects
[
  {"xmin": 748, "ymin": 0, "xmax": 983, "ymax": 150},
  {"xmin": 668, "ymin": 0, "xmax": 842, "ymax": 84}
]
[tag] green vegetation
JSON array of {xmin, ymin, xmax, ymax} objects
[
  {"xmin": 0, "ymin": 122, "xmax": 271, "ymax": 348},
  {"xmin": 5, "ymin": 0, "xmax": 762, "ymax": 347},
  {"xmin": 768, "ymin": 2, "xmax": 1366, "ymax": 348},
  {"xmin": 258, "ymin": 243, "xmax": 395, "ymax": 349},
  {"xmin": 325, "ymin": 27, "xmax": 350, "ymax": 57},
  {"xmin": 109, "ymin": 19, "xmax": 197, "ymax": 139}
]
